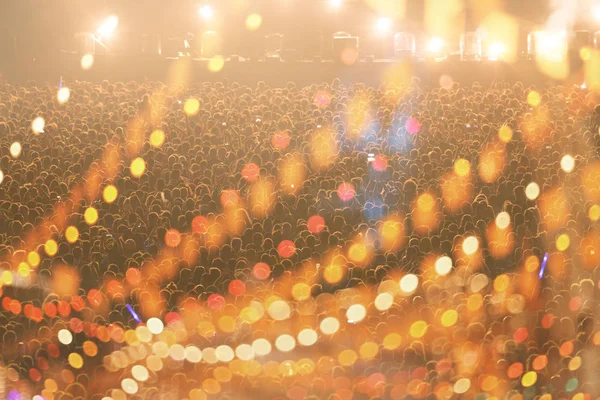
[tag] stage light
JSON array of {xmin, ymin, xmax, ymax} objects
[
  {"xmin": 594, "ymin": 5, "xmax": 600, "ymax": 22},
  {"xmin": 488, "ymin": 41, "xmax": 506, "ymax": 60},
  {"xmin": 427, "ymin": 37, "xmax": 445, "ymax": 54},
  {"xmin": 530, "ymin": 30, "xmax": 567, "ymax": 61},
  {"xmin": 199, "ymin": 5, "xmax": 214, "ymax": 21},
  {"xmin": 330, "ymin": 0, "xmax": 343, "ymax": 9},
  {"xmin": 97, "ymin": 16, "xmax": 118, "ymax": 38},
  {"xmin": 375, "ymin": 17, "xmax": 393, "ymax": 35}
]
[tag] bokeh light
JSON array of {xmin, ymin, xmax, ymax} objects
[
  {"xmin": 57, "ymin": 87, "xmax": 71, "ymax": 104},
  {"xmin": 246, "ymin": 14, "xmax": 262, "ymax": 31},
  {"xmin": 525, "ymin": 182, "xmax": 540, "ymax": 200},
  {"xmin": 495, "ymin": 211, "xmax": 510, "ymax": 229},
  {"xmin": 10, "ymin": 142, "xmax": 22, "ymax": 158},
  {"xmin": 81, "ymin": 54, "xmax": 94, "ymax": 70},
  {"xmin": 561, "ymin": 154, "xmax": 575, "ymax": 173},
  {"xmin": 32, "ymin": 117, "xmax": 45, "ymax": 134},
  {"xmin": 208, "ymin": 56, "xmax": 225, "ymax": 72},
  {"xmin": 462, "ymin": 236, "xmax": 479, "ymax": 255},
  {"xmin": 184, "ymin": 98, "xmax": 200, "ymax": 116},
  {"xmin": 527, "ymin": 91, "xmax": 541, "ymax": 107},
  {"xmin": 454, "ymin": 158, "xmax": 471, "ymax": 177},
  {"xmin": 150, "ymin": 130, "xmax": 165, "ymax": 148},
  {"xmin": 65, "ymin": 226, "xmax": 79, "ymax": 243},
  {"xmin": 103, "ymin": 185, "xmax": 118, "ymax": 203},
  {"xmin": 130, "ymin": 157, "xmax": 146, "ymax": 178},
  {"xmin": 84, "ymin": 207, "xmax": 98, "ymax": 225},
  {"xmin": 435, "ymin": 256, "xmax": 453, "ymax": 275},
  {"xmin": 400, "ymin": 274, "xmax": 419, "ymax": 294}
]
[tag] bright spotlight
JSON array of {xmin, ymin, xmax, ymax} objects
[
  {"xmin": 375, "ymin": 17, "xmax": 393, "ymax": 35},
  {"xmin": 199, "ymin": 5, "xmax": 214, "ymax": 21},
  {"xmin": 427, "ymin": 37, "xmax": 445, "ymax": 53},
  {"xmin": 330, "ymin": 0, "xmax": 343, "ymax": 8},
  {"xmin": 488, "ymin": 41, "xmax": 506, "ymax": 60},
  {"xmin": 594, "ymin": 5, "xmax": 600, "ymax": 22},
  {"xmin": 97, "ymin": 15, "xmax": 118, "ymax": 38}
]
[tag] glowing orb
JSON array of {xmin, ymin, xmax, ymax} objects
[
  {"xmin": 44, "ymin": 239, "xmax": 58, "ymax": 256},
  {"xmin": 10, "ymin": 142, "xmax": 22, "ymax": 158},
  {"xmin": 130, "ymin": 157, "xmax": 146, "ymax": 178},
  {"xmin": 337, "ymin": 182, "xmax": 356, "ymax": 201},
  {"xmin": 84, "ymin": 207, "xmax": 98, "ymax": 225},
  {"xmin": 271, "ymin": 131, "xmax": 290, "ymax": 149},
  {"xmin": 252, "ymin": 262, "xmax": 271, "ymax": 280},
  {"xmin": 498, "ymin": 125, "xmax": 513, "ymax": 143},
  {"xmin": 57, "ymin": 87, "xmax": 70, "ymax": 104},
  {"xmin": 560, "ymin": 154, "xmax": 575, "ymax": 173},
  {"xmin": 454, "ymin": 158, "xmax": 471, "ymax": 177},
  {"xmin": 147, "ymin": 318, "xmax": 164, "ymax": 334},
  {"xmin": 246, "ymin": 13, "xmax": 262, "ymax": 31},
  {"xmin": 275, "ymin": 334, "xmax": 296, "ymax": 352},
  {"xmin": 435, "ymin": 256, "xmax": 453, "ymax": 275},
  {"xmin": 462, "ymin": 236, "xmax": 479, "ymax": 255},
  {"xmin": 103, "ymin": 185, "xmax": 118, "ymax": 203},
  {"xmin": 405, "ymin": 117, "xmax": 421, "ymax": 134},
  {"xmin": 149, "ymin": 130, "xmax": 165, "ymax": 148},
  {"xmin": 346, "ymin": 304, "xmax": 366, "ymax": 323},
  {"xmin": 208, "ymin": 56, "xmax": 225, "ymax": 72},
  {"xmin": 527, "ymin": 91, "xmax": 541, "ymax": 107},
  {"xmin": 32, "ymin": 117, "xmax": 45, "ymax": 134},
  {"xmin": 81, "ymin": 54, "xmax": 94, "ymax": 70},
  {"xmin": 556, "ymin": 234, "xmax": 570, "ymax": 251},
  {"xmin": 277, "ymin": 240, "xmax": 296, "ymax": 258},
  {"xmin": 164, "ymin": 229, "xmax": 182, "ymax": 248},
  {"xmin": 242, "ymin": 163, "xmax": 260, "ymax": 182},
  {"xmin": 589, "ymin": 205, "xmax": 600, "ymax": 222},
  {"xmin": 58, "ymin": 329, "xmax": 73, "ymax": 345},
  {"xmin": 495, "ymin": 212, "xmax": 510, "ymax": 229},
  {"xmin": 320, "ymin": 317, "xmax": 340, "ymax": 335},
  {"xmin": 372, "ymin": 154, "xmax": 388, "ymax": 171},
  {"xmin": 65, "ymin": 226, "xmax": 79, "ymax": 244},
  {"xmin": 184, "ymin": 98, "xmax": 200, "ymax": 116},
  {"xmin": 400, "ymin": 274, "xmax": 419, "ymax": 294},
  {"xmin": 307, "ymin": 215, "xmax": 325, "ymax": 233},
  {"xmin": 298, "ymin": 329, "xmax": 318, "ymax": 346},
  {"xmin": 525, "ymin": 182, "xmax": 540, "ymax": 200}
]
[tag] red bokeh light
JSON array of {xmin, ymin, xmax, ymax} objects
[
  {"xmin": 126, "ymin": 268, "xmax": 142, "ymax": 286},
  {"xmin": 337, "ymin": 182, "xmax": 356, "ymax": 201},
  {"xmin": 220, "ymin": 189, "xmax": 240, "ymax": 208},
  {"xmin": 192, "ymin": 216, "xmax": 209, "ymax": 234},
  {"xmin": 277, "ymin": 240, "xmax": 296, "ymax": 258},
  {"xmin": 272, "ymin": 131, "xmax": 291, "ymax": 149},
  {"xmin": 165, "ymin": 229, "xmax": 182, "ymax": 248},
  {"xmin": 242, "ymin": 163, "xmax": 260, "ymax": 182},
  {"xmin": 307, "ymin": 215, "xmax": 325, "ymax": 233},
  {"xmin": 207, "ymin": 293, "xmax": 226, "ymax": 310},
  {"xmin": 253, "ymin": 262, "xmax": 271, "ymax": 280},
  {"xmin": 313, "ymin": 90, "xmax": 332, "ymax": 108},
  {"xmin": 513, "ymin": 327, "xmax": 528, "ymax": 343},
  {"xmin": 405, "ymin": 118, "xmax": 421, "ymax": 135},
  {"xmin": 372, "ymin": 154, "xmax": 388, "ymax": 172},
  {"xmin": 228, "ymin": 279, "xmax": 246, "ymax": 296}
]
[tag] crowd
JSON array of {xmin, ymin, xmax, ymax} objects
[{"xmin": 0, "ymin": 77, "xmax": 600, "ymax": 399}]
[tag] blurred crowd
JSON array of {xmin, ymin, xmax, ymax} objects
[{"xmin": 0, "ymin": 77, "xmax": 600, "ymax": 399}]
